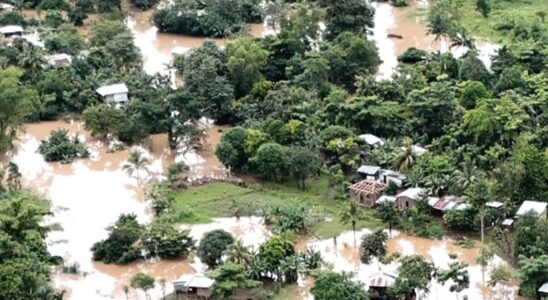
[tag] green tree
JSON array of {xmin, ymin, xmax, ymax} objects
[
  {"xmin": 359, "ymin": 229, "xmax": 388, "ymax": 264},
  {"xmin": 226, "ymin": 37, "xmax": 269, "ymax": 98},
  {"xmin": 258, "ymin": 235, "xmax": 296, "ymax": 281},
  {"xmin": 287, "ymin": 146, "xmax": 321, "ymax": 190},
  {"xmin": 323, "ymin": 0, "xmax": 375, "ymax": 39},
  {"xmin": 437, "ymin": 257, "xmax": 470, "ymax": 300},
  {"xmin": 323, "ymin": 32, "xmax": 380, "ymax": 90},
  {"xmin": 0, "ymin": 67, "xmax": 38, "ymax": 151},
  {"xmin": 339, "ymin": 201, "xmax": 365, "ymax": 237},
  {"xmin": 141, "ymin": 221, "xmax": 195, "ymax": 259},
  {"xmin": 82, "ymin": 104, "xmax": 126, "ymax": 138},
  {"xmin": 459, "ymin": 80, "xmax": 490, "ymax": 109},
  {"xmin": 183, "ymin": 41, "xmax": 234, "ymax": 122},
  {"xmin": 375, "ymin": 202, "xmax": 399, "ymax": 235},
  {"xmin": 216, "ymin": 127, "xmax": 248, "ymax": 172},
  {"xmin": 197, "ymin": 229, "xmax": 235, "ymax": 269},
  {"xmin": 513, "ymin": 212, "xmax": 548, "ymax": 259},
  {"xmin": 91, "ymin": 214, "xmax": 143, "ymax": 264},
  {"xmin": 390, "ymin": 255, "xmax": 435, "ymax": 298},
  {"xmin": 310, "ymin": 271, "xmax": 369, "ymax": 300},
  {"xmin": 517, "ymin": 254, "xmax": 548, "ymax": 298},
  {"xmin": 393, "ymin": 138, "xmax": 418, "ymax": 172},
  {"xmin": 459, "ymin": 51, "xmax": 492, "ymax": 87},
  {"xmin": 251, "ymin": 142, "xmax": 288, "ymax": 182},
  {"xmin": 224, "ymin": 239, "xmax": 253, "ymax": 268},
  {"xmin": 130, "ymin": 273, "xmax": 154, "ymax": 300},
  {"xmin": 123, "ymin": 150, "xmax": 150, "ymax": 182},
  {"xmin": 475, "ymin": 0, "xmax": 490, "ymax": 17},
  {"xmin": 208, "ymin": 262, "xmax": 261, "ymax": 298}
]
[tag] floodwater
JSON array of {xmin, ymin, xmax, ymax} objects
[
  {"xmin": 373, "ymin": 0, "xmax": 500, "ymax": 79},
  {"xmin": 297, "ymin": 230, "xmax": 519, "ymax": 300},
  {"xmin": 126, "ymin": 9, "xmax": 265, "ymax": 82},
  {"xmin": 5, "ymin": 120, "xmax": 228, "ymax": 300}
]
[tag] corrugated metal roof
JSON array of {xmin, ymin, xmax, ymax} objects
[
  {"xmin": 173, "ymin": 274, "xmax": 214, "ymax": 289},
  {"xmin": 396, "ymin": 188, "xmax": 424, "ymax": 200},
  {"xmin": 358, "ymin": 134, "xmax": 385, "ymax": 146},
  {"xmin": 0, "ymin": 25, "xmax": 23, "ymax": 34}
]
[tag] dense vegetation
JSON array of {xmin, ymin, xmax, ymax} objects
[
  {"xmin": 0, "ymin": 0, "xmax": 546, "ymax": 298},
  {"xmin": 153, "ymin": 0, "xmax": 264, "ymax": 37},
  {"xmin": 38, "ymin": 129, "xmax": 89, "ymax": 163}
]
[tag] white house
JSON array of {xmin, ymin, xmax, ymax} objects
[
  {"xmin": 45, "ymin": 53, "xmax": 72, "ymax": 68},
  {"xmin": 395, "ymin": 187, "xmax": 426, "ymax": 210},
  {"xmin": 358, "ymin": 133, "xmax": 385, "ymax": 147},
  {"xmin": 0, "ymin": 3, "xmax": 14, "ymax": 11},
  {"xmin": 0, "ymin": 25, "xmax": 24, "ymax": 38},
  {"xmin": 173, "ymin": 273, "xmax": 214, "ymax": 298},
  {"xmin": 516, "ymin": 200, "xmax": 547, "ymax": 219},
  {"xmin": 96, "ymin": 83, "xmax": 129, "ymax": 105}
]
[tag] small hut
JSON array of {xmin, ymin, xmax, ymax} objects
[
  {"xmin": 395, "ymin": 187, "xmax": 425, "ymax": 211},
  {"xmin": 349, "ymin": 179, "xmax": 386, "ymax": 208},
  {"xmin": 367, "ymin": 271, "xmax": 397, "ymax": 299},
  {"xmin": 173, "ymin": 274, "xmax": 214, "ymax": 300}
]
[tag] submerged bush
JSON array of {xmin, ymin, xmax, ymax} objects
[{"xmin": 38, "ymin": 129, "xmax": 90, "ymax": 163}]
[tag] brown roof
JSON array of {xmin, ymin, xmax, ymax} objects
[{"xmin": 349, "ymin": 179, "xmax": 385, "ymax": 194}]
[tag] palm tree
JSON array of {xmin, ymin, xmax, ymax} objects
[
  {"xmin": 17, "ymin": 44, "xmax": 44, "ymax": 73},
  {"xmin": 224, "ymin": 239, "xmax": 253, "ymax": 268},
  {"xmin": 393, "ymin": 138, "xmax": 417, "ymax": 172},
  {"xmin": 123, "ymin": 150, "xmax": 150, "ymax": 182},
  {"xmin": 339, "ymin": 201, "xmax": 365, "ymax": 239},
  {"xmin": 452, "ymin": 156, "xmax": 480, "ymax": 192},
  {"xmin": 450, "ymin": 27, "xmax": 476, "ymax": 50}
]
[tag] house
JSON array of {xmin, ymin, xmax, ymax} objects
[
  {"xmin": 538, "ymin": 282, "xmax": 548, "ymax": 298},
  {"xmin": 358, "ymin": 133, "xmax": 385, "ymax": 148},
  {"xmin": 401, "ymin": 144, "xmax": 427, "ymax": 156},
  {"xmin": 486, "ymin": 201, "xmax": 504, "ymax": 209},
  {"xmin": 0, "ymin": 3, "xmax": 14, "ymax": 12},
  {"xmin": 0, "ymin": 25, "xmax": 23, "ymax": 38},
  {"xmin": 45, "ymin": 53, "xmax": 72, "ymax": 68},
  {"xmin": 428, "ymin": 195, "xmax": 468, "ymax": 213},
  {"xmin": 379, "ymin": 169, "xmax": 406, "ymax": 187},
  {"xmin": 96, "ymin": 83, "xmax": 129, "ymax": 105},
  {"xmin": 367, "ymin": 271, "xmax": 397, "ymax": 299},
  {"xmin": 173, "ymin": 274, "xmax": 214, "ymax": 300},
  {"xmin": 357, "ymin": 165, "xmax": 381, "ymax": 180},
  {"xmin": 349, "ymin": 179, "xmax": 386, "ymax": 208},
  {"xmin": 395, "ymin": 187, "xmax": 425, "ymax": 210},
  {"xmin": 516, "ymin": 200, "xmax": 547, "ymax": 220},
  {"xmin": 501, "ymin": 218, "xmax": 514, "ymax": 227}
]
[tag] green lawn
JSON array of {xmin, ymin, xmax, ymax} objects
[
  {"xmin": 458, "ymin": 0, "xmax": 547, "ymax": 43},
  {"xmin": 167, "ymin": 177, "xmax": 382, "ymax": 239}
]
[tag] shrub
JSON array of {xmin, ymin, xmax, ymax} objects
[
  {"xmin": 398, "ymin": 47, "xmax": 428, "ymax": 63},
  {"xmin": 197, "ymin": 229, "xmax": 234, "ymax": 269},
  {"xmin": 0, "ymin": 12, "xmax": 25, "ymax": 26},
  {"xmin": 130, "ymin": 0, "xmax": 159, "ymax": 10},
  {"xmin": 38, "ymin": 129, "xmax": 90, "ymax": 163}
]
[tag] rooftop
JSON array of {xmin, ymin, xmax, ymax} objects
[
  {"xmin": 357, "ymin": 165, "xmax": 381, "ymax": 175},
  {"xmin": 358, "ymin": 133, "xmax": 385, "ymax": 146},
  {"xmin": 396, "ymin": 187, "xmax": 425, "ymax": 200},
  {"xmin": 538, "ymin": 282, "xmax": 548, "ymax": 294},
  {"xmin": 96, "ymin": 83, "xmax": 129, "ymax": 96},
  {"xmin": 516, "ymin": 200, "xmax": 547, "ymax": 217},
  {"xmin": 173, "ymin": 274, "xmax": 214, "ymax": 289},
  {"xmin": 428, "ymin": 195, "xmax": 465, "ymax": 211},
  {"xmin": 367, "ymin": 271, "xmax": 397, "ymax": 288},
  {"xmin": 0, "ymin": 25, "xmax": 24, "ymax": 34},
  {"xmin": 486, "ymin": 201, "xmax": 504, "ymax": 208},
  {"xmin": 376, "ymin": 195, "xmax": 396, "ymax": 204},
  {"xmin": 350, "ymin": 179, "xmax": 386, "ymax": 195}
]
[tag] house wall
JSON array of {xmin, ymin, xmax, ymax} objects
[
  {"xmin": 396, "ymin": 196, "xmax": 415, "ymax": 210},
  {"xmin": 350, "ymin": 190, "xmax": 380, "ymax": 208}
]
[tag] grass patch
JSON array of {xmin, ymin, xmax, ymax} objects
[
  {"xmin": 167, "ymin": 177, "xmax": 382, "ymax": 239},
  {"xmin": 458, "ymin": 0, "xmax": 546, "ymax": 43}
]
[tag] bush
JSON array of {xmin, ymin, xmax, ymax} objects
[
  {"xmin": 38, "ymin": 129, "xmax": 90, "ymax": 163},
  {"xmin": 152, "ymin": 0, "xmax": 264, "ymax": 37},
  {"xmin": 0, "ymin": 12, "xmax": 25, "ymax": 26},
  {"xmin": 38, "ymin": 0, "xmax": 70, "ymax": 10},
  {"xmin": 91, "ymin": 214, "xmax": 144, "ymax": 264},
  {"xmin": 130, "ymin": 0, "xmax": 159, "ymax": 10},
  {"xmin": 141, "ymin": 221, "xmax": 195, "ymax": 259},
  {"xmin": 398, "ymin": 47, "xmax": 428, "ymax": 64}
]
